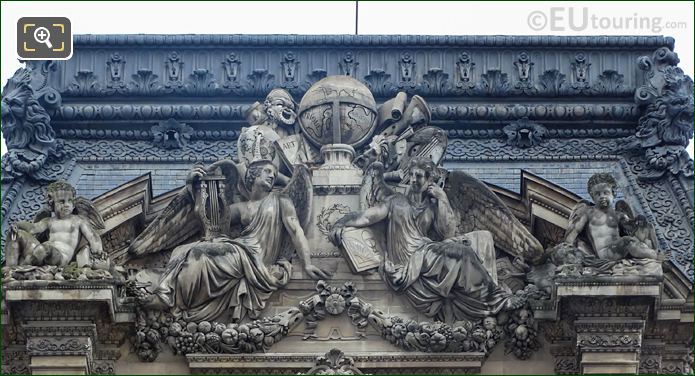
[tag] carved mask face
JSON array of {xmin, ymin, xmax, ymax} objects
[
  {"xmin": 590, "ymin": 183, "xmax": 614, "ymax": 209},
  {"xmin": 51, "ymin": 190, "xmax": 75, "ymax": 219},
  {"xmin": 265, "ymin": 97, "xmax": 297, "ymax": 127}
]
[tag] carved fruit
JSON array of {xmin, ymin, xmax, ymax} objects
[
  {"xmin": 194, "ymin": 332, "xmax": 206, "ymax": 346},
  {"xmin": 263, "ymin": 335, "xmax": 275, "ymax": 347},
  {"xmin": 169, "ymin": 323, "xmax": 183, "ymax": 337},
  {"xmin": 221, "ymin": 328, "xmax": 239, "ymax": 345},
  {"xmin": 186, "ymin": 322, "xmax": 198, "ymax": 333},
  {"xmin": 515, "ymin": 325, "xmax": 529, "ymax": 340},
  {"xmin": 198, "ymin": 321, "xmax": 212, "ymax": 334},
  {"xmin": 249, "ymin": 328, "xmax": 264, "ymax": 343},
  {"xmin": 214, "ymin": 323, "xmax": 226, "ymax": 335}
]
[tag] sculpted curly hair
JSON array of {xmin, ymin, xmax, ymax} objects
[
  {"xmin": 587, "ymin": 173, "xmax": 617, "ymax": 196},
  {"xmin": 408, "ymin": 156, "xmax": 437, "ymax": 180},
  {"xmin": 244, "ymin": 160, "xmax": 275, "ymax": 192},
  {"xmin": 46, "ymin": 180, "xmax": 76, "ymax": 208}
]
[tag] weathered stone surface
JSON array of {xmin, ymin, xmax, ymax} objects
[{"xmin": 1, "ymin": 33, "xmax": 693, "ymax": 375}]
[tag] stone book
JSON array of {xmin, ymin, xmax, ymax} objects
[{"xmin": 339, "ymin": 227, "xmax": 382, "ymax": 273}]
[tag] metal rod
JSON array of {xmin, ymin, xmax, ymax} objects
[{"xmin": 355, "ymin": 1, "xmax": 359, "ymax": 35}]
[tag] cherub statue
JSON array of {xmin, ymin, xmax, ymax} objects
[
  {"xmin": 5, "ymin": 181, "xmax": 105, "ymax": 268},
  {"xmin": 128, "ymin": 158, "xmax": 330, "ymax": 323},
  {"xmin": 563, "ymin": 173, "xmax": 662, "ymax": 262},
  {"xmin": 330, "ymin": 156, "xmax": 544, "ymax": 322}
]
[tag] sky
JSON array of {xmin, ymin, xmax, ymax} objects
[{"xmin": 1, "ymin": 1, "xmax": 693, "ymax": 156}]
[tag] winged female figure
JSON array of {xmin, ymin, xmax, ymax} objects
[
  {"xmin": 330, "ymin": 157, "xmax": 543, "ymax": 323},
  {"xmin": 128, "ymin": 159, "xmax": 330, "ymax": 322}
]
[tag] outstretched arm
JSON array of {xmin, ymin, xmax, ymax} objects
[
  {"xmin": 15, "ymin": 219, "xmax": 49, "ymax": 234},
  {"xmin": 280, "ymin": 196, "xmax": 330, "ymax": 279},
  {"xmin": 343, "ymin": 203, "xmax": 389, "ymax": 228}
]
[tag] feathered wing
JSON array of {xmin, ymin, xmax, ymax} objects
[
  {"xmin": 128, "ymin": 160, "xmax": 244, "ymax": 257},
  {"xmin": 74, "ymin": 197, "xmax": 106, "ymax": 231},
  {"xmin": 282, "ymin": 164, "xmax": 313, "ymax": 228},
  {"xmin": 614, "ymin": 199, "xmax": 634, "ymax": 220},
  {"xmin": 615, "ymin": 200, "xmax": 659, "ymax": 249},
  {"xmin": 359, "ymin": 162, "xmax": 395, "ymax": 210},
  {"xmin": 205, "ymin": 159, "xmax": 246, "ymax": 203},
  {"xmin": 444, "ymin": 170, "xmax": 545, "ymax": 264},
  {"xmin": 128, "ymin": 187, "xmax": 199, "ymax": 257}
]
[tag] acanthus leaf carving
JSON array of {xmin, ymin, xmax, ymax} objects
[
  {"xmin": 184, "ymin": 69, "xmax": 220, "ymax": 96},
  {"xmin": 418, "ymin": 68, "xmax": 452, "ymax": 96},
  {"xmin": 128, "ymin": 69, "xmax": 162, "ymax": 96},
  {"xmin": 592, "ymin": 70, "xmax": 627, "ymax": 96},
  {"xmin": 474, "ymin": 70, "xmax": 511, "ymax": 96},
  {"xmin": 537, "ymin": 69, "xmax": 567, "ymax": 97},
  {"xmin": 363, "ymin": 69, "xmax": 397, "ymax": 98}
]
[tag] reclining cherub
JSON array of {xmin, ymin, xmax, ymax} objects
[
  {"xmin": 5, "ymin": 181, "xmax": 106, "ymax": 268},
  {"xmin": 562, "ymin": 172, "xmax": 663, "ymax": 262}
]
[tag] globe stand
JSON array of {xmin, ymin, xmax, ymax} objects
[{"xmin": 312, "ymin": 143, "xmax": 362, "ymax": 186}]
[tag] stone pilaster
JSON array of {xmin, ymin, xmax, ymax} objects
[
  {"xmin": 574, "ymin": 318, "xmax": 645, "ymax": 374},
  {"xmin": 24, "ymin": 322, "xmax": 97, "ymax": 375}
]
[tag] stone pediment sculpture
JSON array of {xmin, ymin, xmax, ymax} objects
[
  {"xmin": 128, "ymin": 157, "xmax": 330, "ymax": 323},
  {"xmin": 1, "ymin": 35, "xmax": 693, "ymax": 375},
  {"xmin": 3, "ymin": 180, "xmax": 113, "ymax": 281},
  {"xmin": 550, "ymin": 173, "xmax": 665, "ymax": 277}
]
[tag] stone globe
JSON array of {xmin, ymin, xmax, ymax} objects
[{"xmin": 298, "ymin": 76, "xmax": 377, "ymax": 148}]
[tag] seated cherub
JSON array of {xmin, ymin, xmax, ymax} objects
[
  {"xmin": 5, "ymin": 181, "xmax": 106, "ymax": 268},
  {"xmin": 563, "ymin": 173, "xmax": 662, "ymax": 262}
]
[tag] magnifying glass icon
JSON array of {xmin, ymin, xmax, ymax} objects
[{"xmin": 33, "ymin": 27, "xmax": 53, "ymax": 49}]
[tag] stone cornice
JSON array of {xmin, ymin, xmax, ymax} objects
[{"xmin": 73, "ymin": 34, "xmax": 674, "ymax": 49}]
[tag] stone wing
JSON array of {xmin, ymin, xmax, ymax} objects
[
  {"xmin": 282, "ymin": 164, "xmax": 313, "ymax": 228},
  {"xmin": 74, "ymin": 197, "xmax": 106, "ymax": 231},
  {"xmin": 444, "ymin": 170, "xmax": 544, "ymax": 264},
  {"xmin": 359, "ymin": 162, "xmax": 395, "ymax": 210},
  {"xmin": 128, "ymin": 187, "xmax": 199, "ymax": 257}
]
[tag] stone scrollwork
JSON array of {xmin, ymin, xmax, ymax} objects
[
  {"xmin": 105, "ymin": 52, "xmax": 127, "ymax": 95},
  {"xmin": 1, "ymin": 36, "xmax": 693, "ymax": 374},
  {"xmin": 569, "ymin": 52, "xmax": 591, "ymax": 94},
  {"xmin": 300, "ymin": 348, "xmax": 365, "ymax": 375},
  {"xmin": 513, "ymin": 52, "xmax": 536, "ymax": 95}
]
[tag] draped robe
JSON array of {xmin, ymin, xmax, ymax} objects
[
  {"xmin": 383, "ymin": 194, "xmax": 510, "ymax": 322},
  {"xmin": 153, "ymin": 192, "xmax": 291, "ymax": 322}
]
